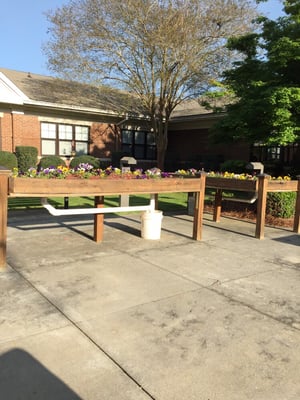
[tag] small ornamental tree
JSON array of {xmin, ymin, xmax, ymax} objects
[{"xmin": 211, "ymin": 0, "xmax": 300, "ymax": 146}]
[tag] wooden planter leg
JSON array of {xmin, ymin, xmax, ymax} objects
[
  {"xmin": 213, "ymin": 189, "xmax": 222, "ymax": 222},
  {"xmin": 94, "ymin": 196, "xmax": 104, "ymax": 242},
  {"xmin": 293, "ymin": 176, "xmax": 300, "ymax": 233},
  {"xmin": 255, "ymin": 174, "xmax": 269, "ymax": 239},
  {"xmin": 192, "ymin": 172, "xmax": 206, "ymax": 240},
  {"xmin": 0, "ymin": 169, "xmax": 10, "ymax": 269}
]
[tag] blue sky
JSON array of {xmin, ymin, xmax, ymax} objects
[{"xmin": 0, "ymin": 0, "xmax": 285, "ymax": 77}]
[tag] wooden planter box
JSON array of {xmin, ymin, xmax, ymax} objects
[
  {"xmin": 8, "ymin": 176, "xmax": 205, "ymax": 197},
  {"xmin": 206, "ymin": 177, "xmax": 258, "ymax": 192}
]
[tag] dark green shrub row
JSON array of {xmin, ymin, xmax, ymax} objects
[
  {"xmin": 0, "ymin": 151, "xmax": 18, "ymax": 170},
  {"xmin": 38, "ymin": 156, "xmax": 66, "ymax": 169},
  {"xmin": 15, "ymin": 146, "xmax": 38, "ymax": 172},
  {"xmin": 220, "ymin": 159, "xmax": 248, "ymax": 174},
  {"xmin": 0, "ymin": 151, "xmax": 101, "ymax": 171},
  {"xmin": 69, "ymin": 155, "xmax": 100, "ymax": 168},
  {"xmin": 39, "ymin": 155, "xmax": 101, "ymax": 169},
  {"xmin": 266, "ymin": 192, "xmax": 296, "ymax": 218}
]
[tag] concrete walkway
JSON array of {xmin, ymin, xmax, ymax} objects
[{"xmin": 1, "ymin": 209, "xmax": 299, "ymax": 399}]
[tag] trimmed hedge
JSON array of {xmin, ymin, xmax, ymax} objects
[
  {"xmin": 38, "ymin": 156, "xmax": 66, "ymax": 169},
  {"xmin": 220, "ymin": 159, "xmax": 248, "ymax": 174},
  {"xmin": 15, "ymin": 146, "xmax": 38, "ymax": 172},
  {"xmin": 266, "ymin": 192, "xmax": 296, "ymax": 218},
  {"xmin": 69, "ymin": 155, "xmax": 100, "ymax": 169},
  {"xmin": 0, "ymin": 151, "xmax": 18, "ymax": 170}
]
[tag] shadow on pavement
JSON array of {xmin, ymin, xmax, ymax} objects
[{"xmin": 0, "ymin": 348, "xmax": 82, "ymax": 400}]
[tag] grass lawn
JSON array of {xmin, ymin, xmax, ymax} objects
[{"xmin": 8, "ymin": 192, "xmax": 190, "ymax": 213}]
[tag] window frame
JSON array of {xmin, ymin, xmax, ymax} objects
[
  {"xmin": 121, "ymin": 129, "xmax": 156, "ymax": 160},
  {"xmin": 41, "ymin": 122, "xmax": 89, "ymax": 157}
]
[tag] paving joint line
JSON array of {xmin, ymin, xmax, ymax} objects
[{"xmin": 130, "ymin": 252, "xmax": 300, "ymax": 332}]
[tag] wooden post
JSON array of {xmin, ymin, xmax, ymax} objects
[
  {"xmin": 154, "ymin": 193, "xmax": 159, "ymax": 210},
  {"xmin": 255, "ymin": 174, "xmax": 269, "ymax": 239},
  {"xmin": 0, "ymin": 168, "xmax": 10, "ymax": 269},
  {"xmin": 93, "ymin": 196, "xmax": 104, "ymax": 242},
  {"xmin": 192, "ymin": 172, "xmax": 206, "ymax": 240},
  {"xmin": 293, "ymin": 176, "xmax": 300, "ymax": 233},
  {"xmin": 213, "ymin": 189, "xmax": 222, "ymax": 222}
]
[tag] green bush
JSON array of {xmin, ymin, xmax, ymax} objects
[
  {"xmin": 38, "ymin": 155, "xmax": 66, "ymax": 169},
  {"xmin": 0, "ymin": 151, "xmax": 18, "ymax": 170},
  {"xmin": 220, "ymin": 159, "xmax": 248, "ymax": 174},
  {"xmin": 15, "ymin": 146, "xmax": 38, "ymax": 172},
  {"xmin": 69, "ymin": 155, "xmax": 100, "ymax": 169},
  {"xmin": 266, "ymin": 192, "xmax": 296, "ymax": 218},
  {"xmin": 111, "ymin": 151, "xmax": 129, "ymax": 167}
]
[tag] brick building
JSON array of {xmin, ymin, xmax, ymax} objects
[{"xmin": 3, "ymin": 67, "xmax": 296, "ymax": 173}]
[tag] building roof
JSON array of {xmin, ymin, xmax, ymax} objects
[
  {"xmin": 0, "ymin": 68, "xmax": 143, "ymax": 116},
  {"xmin": 0, "ymin": 68, "xmax": 226, "ymax": 122}
]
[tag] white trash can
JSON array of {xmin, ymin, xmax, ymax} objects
[{"xmin": 141, "ymin": 210, "xmax": 163, "ymax": 240}]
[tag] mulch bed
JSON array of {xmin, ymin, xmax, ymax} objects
[{"xmin": 204, "ymin": 202, "xmax": 294, "ymax": 229}]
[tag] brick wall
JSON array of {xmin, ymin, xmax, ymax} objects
[
  {"xmin": 0, "ymin": 112, "xmax": 40, "ymax": 153},
  {"xmin": 90, "ymin": 122, "xmax": 120, "ymax": 158},
  {"xmin": 166, "ymin": 128, "xmax": 250, "ymax": 171},
  {"xmin": 0, "ymin": 113, "xmax": 12, "ymax": 151}
]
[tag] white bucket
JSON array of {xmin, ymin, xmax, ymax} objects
[{"xmin": 141, "ymin": 210, "xmax": 163, "ymax": 240}]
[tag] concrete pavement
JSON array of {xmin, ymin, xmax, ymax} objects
[{"xmin": 1, "ymin": 209, "xmax": 299, "ymax": 399}]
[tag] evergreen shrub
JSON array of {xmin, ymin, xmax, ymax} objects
[
  {"xmin": 220, "ymin": 159, "xmax": 248, "ymax": 174},
  {"xmin": 15, "ymin": 146, "xmax": 38, "ymax": 172},
  {"xmin": 38, "ymin": 156, "xmax": 66, "ymax": 169},
  {"xmin": 0, "ymin": 151, "xmax": 18, "ymax": 170},
  {"xmin": 266, "ymin": 192, "xmax": 296, "ymax": 218},
  {"xmin": 69, "ymin": 155, "xmax": 100, "ymax": 169}
]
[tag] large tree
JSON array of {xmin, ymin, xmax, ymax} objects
[
  {"xmin": 211, "ymin": 0, "xmax": 300, "ymax": 146},
  {"xmin": 44, "ymin": 0, "xmax": 257, "ymax": 168}
]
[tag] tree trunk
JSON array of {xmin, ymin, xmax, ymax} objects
[{"xmin": 155, "ymin": 118, "xmax": 169, "ymax": 170}]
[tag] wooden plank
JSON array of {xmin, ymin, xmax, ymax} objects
[
  {"xmin": 206, "ymin": 177, "xmax": 257, "ymax": 192},
  {"xmin": 8, "ymin": 176, "xmax": 205, "ymax": 197},
  {"xmin": 266, "ymin": 180, "xmax": 298, "ymax": 192}
]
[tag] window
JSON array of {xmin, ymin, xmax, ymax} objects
[
  {"xmin": 251, "ymin": 144, "xmax": 282, "ymax": 162},
  {"xmin": 267, "ymin": 146, "xmax": 281, "ymax": 160},
  {"xmin": 41, "ymin": 123, "xmax": 89, "ymax": 156},
  {"xmin": 121, "ymin": 129, "xmax": 156, "ymax": 160}
]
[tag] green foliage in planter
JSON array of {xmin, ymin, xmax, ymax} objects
[
  {"xmin": 15, "ymin": 146, "xmax": 38, "ymax": 172},
  {"xmin": 0, "ymin": 151, "xmax": 18, "ymax": 170},
  {"xmin": 38, "ymin": 155, "xmax": 66, "ymax": 169},
  {"xmin": 266, "ymin": 192, "xmax": 296, "ymax": 218},
  {"xmin": 220, "ymin": 159, "xmax": 248, "ymax": 174},
  {"xmin": 69, "ymin": 155, "xmax": 100, "ymax": 169}
]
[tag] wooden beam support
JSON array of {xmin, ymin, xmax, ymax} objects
[{"xmin": 93, "ymin": 196, "xmax": 104, "ymax": 242}]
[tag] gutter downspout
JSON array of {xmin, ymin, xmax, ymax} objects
[{"xmin": 11, "ymin": 109, "xmax": 14, "ymax": 152}]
